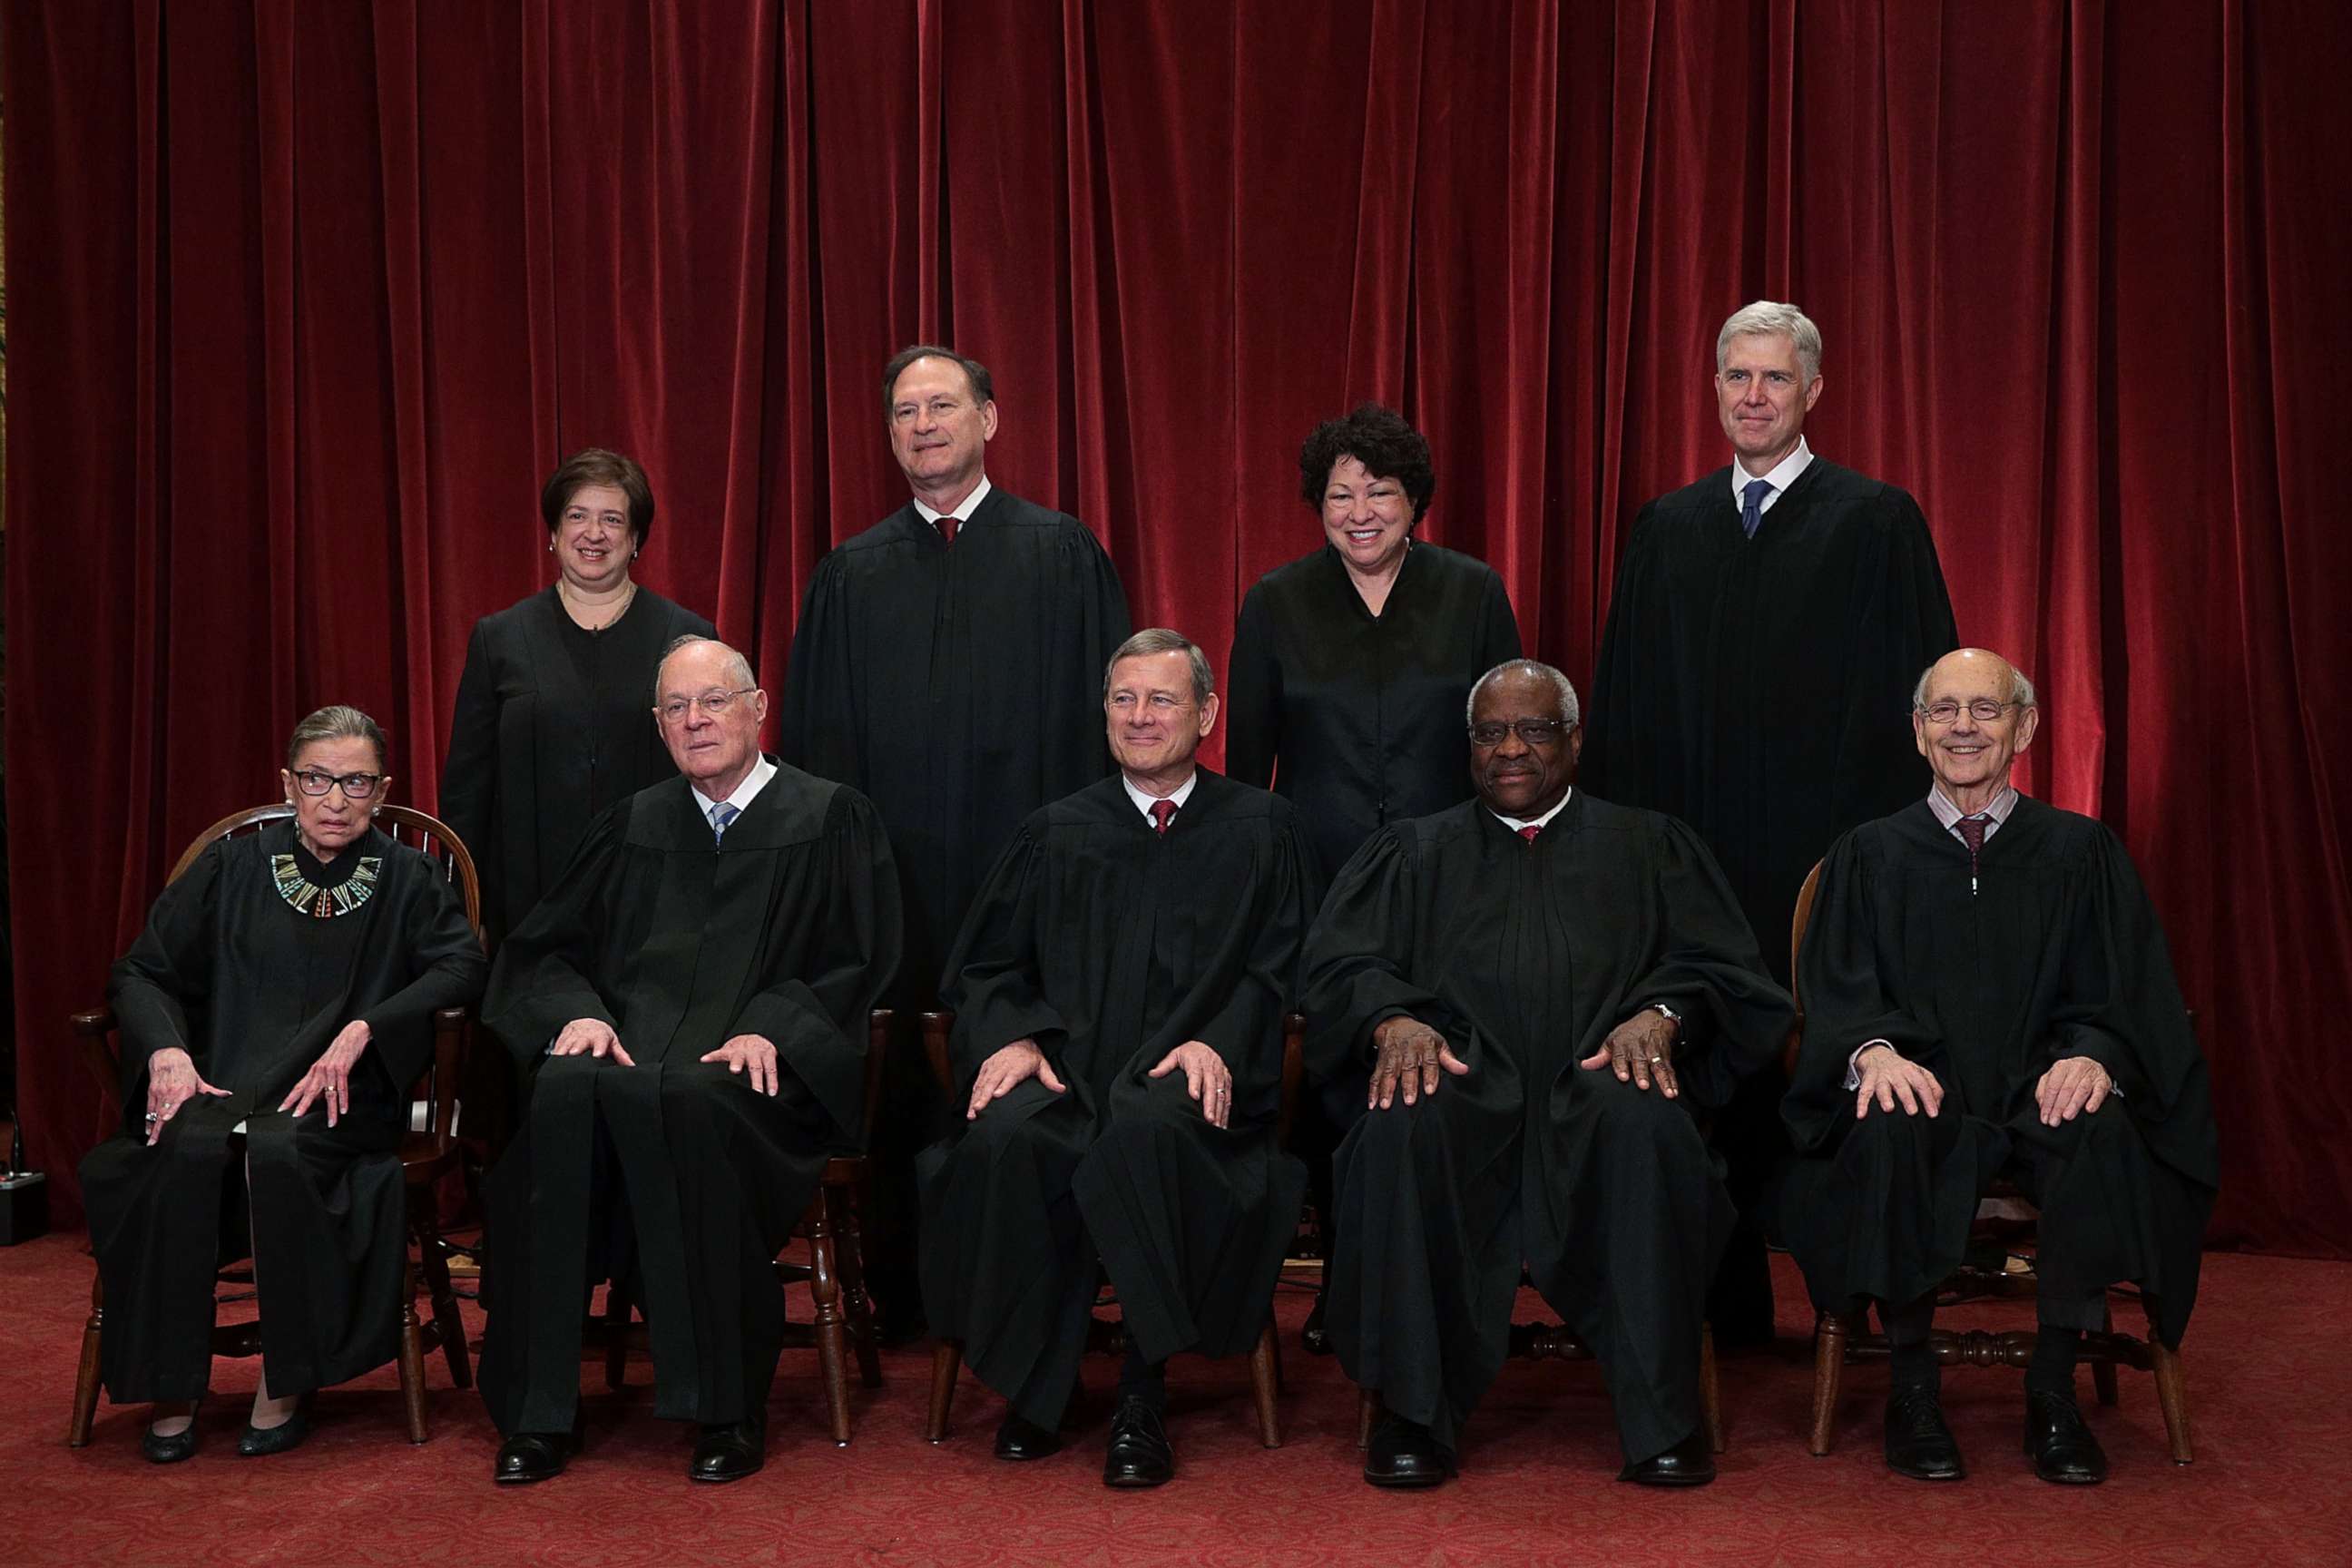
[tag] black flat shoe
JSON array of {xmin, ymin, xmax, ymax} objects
[
  {"xmin": 1884, "ymin": 1385, "xmax": 1965, "ymax": 1481},
  {"xmin": 1300, "ymin": 1290, "xmax": 1333, "ymax": 1356},
  {"xmin": 1620, "ymin": 1428, "xmax": 1716, "ymax": 1487},
  {"xmin": 1363, "ymin": 1413, "xmax": 1455, "ymax": 1488},
  {"xmin": 1102, "ymin": 1396, "xmax": 1174, "ymax": 1488},
  {"xmin": 994, "ymin": 1411, "xmax": 1063, "ymax": 1461},
  {"xmin": 493, "ymin": 1430, "xmax": 573, "ymax": 1485},
  {"xmin": 141, "ymin": 1399, "xmax": 203, "ymax": 1465},
  {"xmin": 2023, "ymin": 1390, "xmax": 2107, "ymax": 1485},
  {"xmin": 237, "ymin": 1400, "xmax": 312, "ymax": 1458},
  {"xmin": 688, "ymin": 1414, "xmax": 767, "ymax": 1485}
]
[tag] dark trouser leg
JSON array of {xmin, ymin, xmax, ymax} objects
[
  {"xmin": 1705, "ymin": 1069, "xmax": 1788, "ymax": 1345},
  {"xmin": 865, "ymin": 1006, "xmax": 943, "ymax": 1335},
  {"xmin": 2007, "ymin": 1102, "xmax": 2154, "ymax": 1396},
  {"xmin": 1779, "ymin": 1105, "xmax": 2004, "ymax": 1328},
  {"xmin": 478, "ymin": 1056, "xmax": 605, "ymax": 1437}
]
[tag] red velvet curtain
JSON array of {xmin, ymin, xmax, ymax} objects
[{"xmin": 8, "ymin": 1, "xmax": 2347, "ymax": 1251}]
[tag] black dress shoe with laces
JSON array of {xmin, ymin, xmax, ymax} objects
[
  {"xmin": 141, "ymin": 1400, "xmax": 203, "ymax": 1465},
  {"xmin": 494, "ymin": 1430, "xmax": 573, "ymax": 1485},
  {"xmin": 994, "ymin": 1412, "xmax": 1063, "ymax": 1461},
  {"xmin": 1884, "ymin": 1385, "xmax": 1965, "ymax": 1480},
  {"xmin": 1363, "ymin": 1413, "xmax": 1455, "ymax": 1488},
  {"xmin": 1102, "ymin": 1397, "xmax": 1174, "ymax": 1488},
  {"xmin": 2023, "ymin": 1389, "xmax": 2107, "ymax": 1485},
  {"xmin": 1620, "ymin": 1428, "xmax": 1717, "ymax": 1486},
  {"xmin": 689, "ymin": 1414, "xmax": 767, "ymax": 1484}
]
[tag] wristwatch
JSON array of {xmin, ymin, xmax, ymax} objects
[{"xmin": 1650, "ymin": 1002, "xmax": 1682, "ymax": 1036}]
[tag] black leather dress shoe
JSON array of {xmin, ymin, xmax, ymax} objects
[
  {"xmin": 237, "ymin": 1401, "xmax": 312, "ymax": 1458},
  {"xmin": 2023, "ymin": 1390, "xmax": 2107, "ymax": 1485},
  {"xmin": 1300, "ymin": 1290, "xmax": 1333, "ymax": 1356},
  {"xmin": 1884, "ymin": 1385, "xmax": 1965, "ymax": 1480},
  {"xmin": 1620, "ymin": 1428, "xmax": 1717, "ymax": 1486},
  {"xmin": 994, "ymin": 1412, "xmax": 1063, "ymax": 1461},
  {"xmin": 1102, "ymin": 1397, "xmax": 1174, "ymax": 1488},
  {"xmin": 1363, "ymin": 1414, "xmax": 1455, "ymax": 1488},
  {"xmin": 494, "ymin": 1431, "xmax": 573, "ymax": 1485},
  {"xmin": 689, "ymin": 1416, "xmax": 767, "ymax": 1484},
  {"xmin": 141, "ymin": 1400, "xmax": 203, "ymax": 1465}
]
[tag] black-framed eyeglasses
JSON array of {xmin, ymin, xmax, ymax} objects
[
  {"xmin": 654, "ymin": 687, "xmax": 758, "ymax": 725},
  {"xmin": 1468, "ymin": 719, "xmax": 1573, "ymax": 748},
  {"xmin": 1917, "ymin": 700, "xmax": 2020, "ymax": 726},
  {"xmin": 290, "ymin": 769, "xmax": 383, "ymax": 799}
]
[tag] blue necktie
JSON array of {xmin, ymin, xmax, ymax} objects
[
  {"xmin": 1740, "ymin": 477, "xmax": 1773, "ymax": 538},
  {"xmin": 710, "ymin": 801, "xmax": 740, "ymax": 845}
]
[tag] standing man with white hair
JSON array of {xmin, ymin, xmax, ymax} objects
[{"xmin": 1583, "ymin": 301, "xmax": 1959, "ymax": 1346}]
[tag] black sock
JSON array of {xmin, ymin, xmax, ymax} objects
[
  {"xmin": 2026, "ymin": 1327, "xmax": 2082, "ymax": 1397},
  {"xmin": 1116, "ymin": 1341, "xmax": 1166, "ymax": 1411},
  {"xmin": 1881, "ymin": 1296, "xmax": 1939, "ymax": 1393}
]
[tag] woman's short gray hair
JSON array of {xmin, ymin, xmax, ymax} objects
[
  {"xmin": 1103, "ymin": 629, "xmax": 1215, "ymax": 705},
  {"xmin": 1465, "ymin": 660, "xmax": 1581, "ymax": 729},
  {"xmin": 285, "ymin": 705, "xmax": 389, "ymax": 771},
  {"xmin": 1716, "ymin": 300, "xmax": 1823, "ymax": 384},
  {"xmin": 654, "ymin": 635, "xmax": 757, "ymax": 701}
]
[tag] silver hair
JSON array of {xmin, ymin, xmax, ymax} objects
[
  {"xmin": 1103, "ymin": 628, "xmax": 1215, "ymax": 705},
  {"xmin": 1716, "ymin": 300, "xmax": 1824, "ymax": 384},
  {"xmin": 1912, "ymin": 656, "xmax": 2037, "ymax": 710},
  {"xmin": 285, "ymin": 704, "xmax": 388, "ymax": 771},
  {"xmin": 654, "ymin": 634, "xmax": 758, "ymax": 702},
  {"xmin": 1465, "ymin": 660, "xmax": 1581, "ymax": 729}
]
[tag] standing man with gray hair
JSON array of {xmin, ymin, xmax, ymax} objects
[
  {"xmin": 779, "ymin": 345, "xmax": 1132, "ymax": 1340},
  {"xmin": 1583, "ymin": 301, "xmax": 1959, "ymax": 1346}
]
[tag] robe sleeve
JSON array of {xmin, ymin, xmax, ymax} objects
[
  {"xmin": 1298, "ymin": 825, "xmax": 1454, "ymax": 1086},
  {"xmin": 1782, "ymin": 826, "xmax": 1948, "ymax": 1152},
  {"xmin": 936, "ymin": 820, "xmax": 1071, "ymax": 1095},
  {"xmin": 774, "ymin": 556, "xmax": 858, "ymax": 781},
  {"xmin": 1475, "ymin": 563, "xmax": 1524, "ymax": 669},
  {"xmin": 105, "ymin": 841, "xmax": 227, "ymax": 1107},
  {"xmin": 438, "ymin": 619, "xmax": 501, "ymax": 874},
  {"xmin": 1623, "ymin": 815, "xmax": 1795, "ymax": 1108},
  {"xmin": 1828, "ymin": 495, "xmax": 1958, "ymax": 831},
  {"xmin": 1170, "ymin": 812, "xmax": 1314, "ymax": 1121},
  {"xmin": 1222, "ymin": 584, "xmax": 1280, "ymax": 790},
  {"xmin": 479, "ymin": 805, "xmax": 628, "ymax": 1067},
  {"xmin": 724, "ymin": 787, "xmax": 904, "ymax": 1138},
  {"xmin": 1062, "ymin": 524, "xmax": 1132, "ymax": 786},
  {"xmin": 353, "ymin": 858, "xmax": 490, "ymax": 1093},
  {"xmin": 1576, "ymin": 502, "xmax": 1662, "ymax": 803}
]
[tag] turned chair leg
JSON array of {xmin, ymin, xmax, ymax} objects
[
  {"xmin": 1357, "ymin": 1387, "xmax": 1378, "ymax": 1450},
  {"xmin": 1700, "ymin": 1321, "xmax": 1726, "ymax": 1454},
  {"xmin": 807, "ymin": 1199, "xmax": 854, "ymax": 1446},
  {"xmin": 2091, "ymin": 1299, "xmax": 2120, "ymax": 1407},
  {"xmin": 2150, "ymin": 1336, "xmax": 2193, "ymax": 1464},
  {"xmin": 416, "ymin": 1218, "xmax": 473, "ymax": 1390},
  {"xmin": 603, "ymin": 1282, "xmax": 632, "ymax": 1390},
  {"xmin": 69, "ymin": 1270, "xmax": 105, "ymax": 1448},
  {"xmin": 1249, "ymin": 1317, "xmax": 1282, "ymax": 1448},
  {"xmin": 926, "ymin": 1340, "xmax": 964, "ymax": 1443},
  {"xmin": 828, "ymin": 1181, "xmax": 883, "ymax": 1389},
  {"xmin": 1808, "ymin": 1310, "xmax": 1847, "ymax": 1456},
  {"xmin": 398, "ymin": 1259, "xmax": 430, "ymax": 1444}
]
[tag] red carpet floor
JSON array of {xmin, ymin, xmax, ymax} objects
[{"xmin": 3, "ymin": 1234, "xmax": 2347, "ymax": 1566}]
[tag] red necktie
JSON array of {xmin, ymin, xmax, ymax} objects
[
  {"xmin": 1955, "ymin": 814, "xmax": 1989, "ymax": 872},
  {"xmin": 936, "ymin": 513, "xmax": 957, "ymax": 546},
  {"xmin": 1517, "ymin": 824, "xmax": 1541, "ymax": 843},
  {"xmin": 1152, "ymin": 799, "xmax": 1178, "ymax": 836}
]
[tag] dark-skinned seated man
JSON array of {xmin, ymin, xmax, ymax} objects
[
  {"xmin": 1778, "ymin": 648, "xmax": 2217, "ymax": 1485},
  {"xmin": 918, "ymin": 629, "xmax": 1315, "ymax": 1488},
  {"xmin": 475, "ymin": 635, "xmax": 902, "ymax": 1485},
  {"xmin": 1302, "ymin": 659, "xmax": 1793, "ymax": 1488}
]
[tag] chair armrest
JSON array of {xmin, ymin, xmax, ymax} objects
[
  {"xmin": 920, "ymin": 1011, "xmax": 955, "ymax": 1095},
  {"xmin": 1780, "ymin": 1012, "xmax": 1804, "ymax": 1082},
  {"xmin": 70, "ymin": 1008, "xmax": 123, "ymax": 1108},
  {"xmin": 1278, "ymin": 1013, "xmax": 1306, "ymax": 1146}
]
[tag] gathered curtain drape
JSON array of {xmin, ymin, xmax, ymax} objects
[{"xmin": 8, "ymin": 0, "xmax": 2347, "ymax": 1250}]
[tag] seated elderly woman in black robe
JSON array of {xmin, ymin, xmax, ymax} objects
[{"xmin": 79, "ymin": 705, "xmax": 487, "ymax": 1462}]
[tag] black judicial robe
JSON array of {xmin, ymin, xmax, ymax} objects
[
  {"xmin": 1301, "ymin": 795, "xmax": 1792, "ymax": 1458},
  {"xmin": 474, "ymin": 763, "xmax": 901, "ymax": 1435},
  {"xmin": 441, "ymin": 584, "xmax": 715, "ymax": 945},
  {"xmin": 916, "ymin": 771, "xmax": 1313, "ymax": 1429},
  {"xmin": 1582, "ymin": 459, "xmax": 1957, "ymax": 985},
  {"xmin": 80, "ymin": 823, "xmax": 486, "ymax": 1403},
  {"xmin": 1226, "ymin": 542, "xmax": 1522, "ymax": 885},
  {"xmin": 1778, "ymin": 798, "xmax": 2219, "ymax": 1347},
  {"xmin": 777, "ymin": 489, "xmax": 1131, "ymax": 1001}
]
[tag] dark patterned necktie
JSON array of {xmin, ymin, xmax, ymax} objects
[
  {"xmin": 1152, "ymin": 799, "xmax": 1177, "ymax": 836},
  {"xmin": 1955, "ymin": 812, "xmax": 1991, "ymax": 894},
  {"xmin": 1517, "ymin": 824, "xmax": 1541, "ymax": 843},
  {"xmin": 1741, "ymin": 477, "xmax": 1773, "ymax": 537}
]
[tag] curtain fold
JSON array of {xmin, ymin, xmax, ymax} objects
[{"xmin": 7, "ymin": 0, "xmax": 2347, "ymax": 1252}]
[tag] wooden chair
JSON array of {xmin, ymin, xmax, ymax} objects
[
  {"xmin": 1784, "ymin": 859, "xmax": 2193, "ymax": 1462},
  {"xmin": 599, "ymin": 1009, "xmax": 892, "ymax": 1446},
  {"xmin": 920, "ymin": 1010, "xmax": 1301, "ymax": 1449},
  {"xmin": 67, "ymin": 803, "xmax": 482, "ymax": 1446}
]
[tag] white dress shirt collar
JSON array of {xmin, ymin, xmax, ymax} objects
[
  {"xmin": 1492, "ymin": 787, "xmax": 1573, "ymax": 836},
  {"xmin": 1730, "ymin": 435, "xmax": 1814, "ymax": 516},
  {"xmin": 1927, "ymin": 779, "xmax": 2020, "ymax": 843},
  {"xmin": 911, "ymin": 474, "xmax": 994, "ymax": 530},
  {"xmin": 1121, "ymin": 769, "xmax": 1199, "ymax": 820},
  {"xmin": 691, "ymin": 754, "xmax": 778, "ymax": 820}
]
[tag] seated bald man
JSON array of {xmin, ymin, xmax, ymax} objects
[
  {"xmin": 1778, "ymin": 648, "xmax": 2218, "ymax": 1485},
  {"xmin": 1303, "ymin": 660, "xmax": 1793, "ymax": 1488},
  {"xmin": 475, "ymin": 635, "xmax": 901, "ymax": 1485},
  {"xmin": 918, "ymin": 629, "xmax": 1314, "ymax": 1488}
]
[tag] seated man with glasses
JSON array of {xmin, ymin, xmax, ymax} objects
[
  {"xmin": 1303, "ymin": 660, "xmax": 1792, "ymax": 1489},
  {"xmin": 918, "ymin": 629, "xmax": 1314, "ymax": 1487},
  {"xmin": 1778, "ymin": 648, "xmax": 2217, "ymax": 1485},
  {"xmin": 475, "ymin": 635, "xmax": 901, "ymax": 1486}
]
